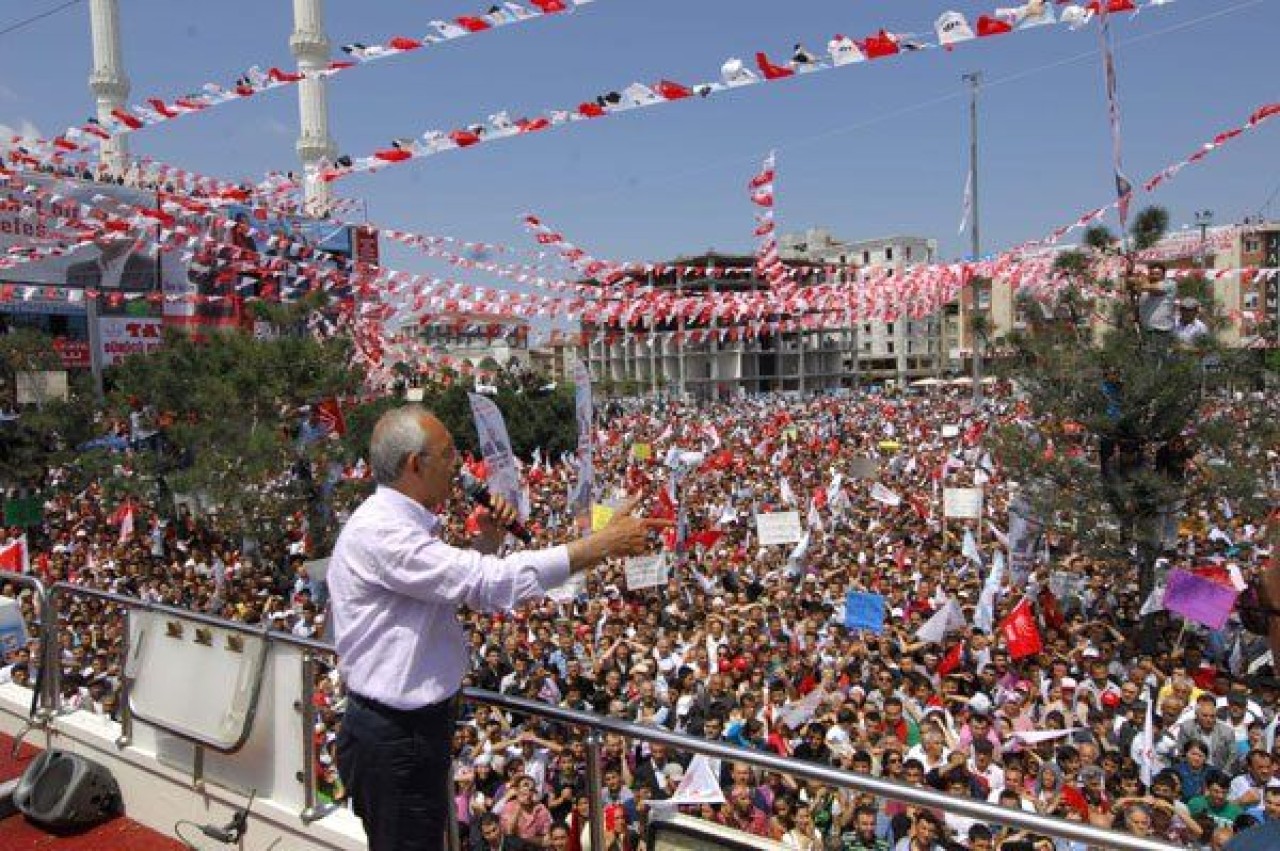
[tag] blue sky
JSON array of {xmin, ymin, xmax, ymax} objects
[{"xmin": 0, "ymin": 0, "xmax": 1276, "ymax": 280}]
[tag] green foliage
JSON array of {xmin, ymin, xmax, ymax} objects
[
  {"xmin": 1130, "ymin": 207, "xmax": 1170, "ymax": 252},
  {"xmin": 99, "ymin": 327, "xmax": 366, "ymax": 530},
  {"xmin": 0, "ymin": 330, "xmax": 98, "ymax": 487},
  {"xmin": 992, "ymin": 205, "xmax": 1273, "ymax": 598}
]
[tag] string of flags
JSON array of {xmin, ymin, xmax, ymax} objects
[
  {"xmin": 16, "ymin": 1, "xmax": 599, "ymax": 166},
  {"xmin": 303, "ymin": 0, "xmax": 1181, "ymax": 186},
  {"xmin": 750, "ymin": 151, "xmax": 789, "ymax": 288}
]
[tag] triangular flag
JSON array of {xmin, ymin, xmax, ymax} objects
[
  {"xmin": 755, "ymin": 51, "xmax": 795, "ymax": 80},
  {"xmin": 962, "ymin": 529, "xmax": 982, "ymax": 564},
  {"xmin": 670, "ymin": 755, "xmax": 725, "ymax": 804},
  {"xmin": 935, "ymin": 11, "xmax": 975, "ymax": 47}
]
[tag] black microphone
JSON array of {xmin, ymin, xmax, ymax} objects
[{"xmin": 459, "ymin": 472, "xmax": 533, "ymax": 544}]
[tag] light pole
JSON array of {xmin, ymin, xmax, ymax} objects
[
  {"xmin": 963, "ymin": 71, "xmax": 983, "ymax": 405},
  {"xmin": 1194, "ymin": 209, "xmax": 1214, "ymax": 269}
]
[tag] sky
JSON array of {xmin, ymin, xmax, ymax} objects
[{"xmin": 0, "ymin": 0, "xmax": 1276, "ymax": 281}]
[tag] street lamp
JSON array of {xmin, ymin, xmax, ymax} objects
[{"xmin": 1194, "ymin": 209, "xmax": 1214, "ymax": 269}]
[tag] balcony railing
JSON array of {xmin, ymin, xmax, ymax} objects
[{"xmin": 0, "ymin": 573, "xmax": 1181, "ymax": 851}]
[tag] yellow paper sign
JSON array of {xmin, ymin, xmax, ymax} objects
[
  {"xmin": 591, "ymin": 504, "xmax": 615, "ymax": 531},
  {"xmin": 632, "ymin": 443, "xmax": 652, "ymax": 461}
]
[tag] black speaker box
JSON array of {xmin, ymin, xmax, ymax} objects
[{"xmin": 13, "ymin": 749, "xmax": 122, "ymax": 832}]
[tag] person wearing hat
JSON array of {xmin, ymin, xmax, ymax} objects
[
  {"xmin": 328, "ymin": 406, "xmax": 670, "ymax": 851},
  {"xmin": 1174, "ymin": 296, "xmax": 1210, "ymax": 347}
]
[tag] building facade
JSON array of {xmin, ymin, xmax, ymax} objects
[
  {"xmin": 779, "ymin": 229, "xmax": 950, "ymax": 382},
  {"xmin": 579, "ymin": 253, "xmax": 859, "ymax": 400}
]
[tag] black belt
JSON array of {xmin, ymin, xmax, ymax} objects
[{"xmin": 348, "ymin": 690, "xmax": 458, "ymax": 720}]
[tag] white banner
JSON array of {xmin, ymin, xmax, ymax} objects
[
  {"xmin": 468, "ymin": 393, "xmax": 527, "ymax": 521},
  {"xmin": 97, "ymin": 317, "xmax": 164, "ymax": 366},
  {"xmin": 624, "ymin": 554, "xmax": 669, "ymax": 590},
  {"xmin": 943, "ymin": 487, "xmax": 984, "ymax": 519},
  {"xmin": 569, "ymin": 358, "xmax": 593, "ymax": 516},
  {"xmin": 755, "ymin": 511, "xmax": 804, "ymax": 546}
]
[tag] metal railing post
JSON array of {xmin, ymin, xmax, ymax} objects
[
  {"xmin": 444, "ymin": 761, "xmax": 462, "ymax": 851},
  {"xmin": 298, "ymin": 652, "xmax": 320, "ymax": 823},
  {"xmin": 585, "ymin": 732, "xmax": 607, "ymax": 851}
]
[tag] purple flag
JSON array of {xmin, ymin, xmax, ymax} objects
[{"xmin": 1162, "ymin": 569, "xmax": 1239, "ymax": 630}]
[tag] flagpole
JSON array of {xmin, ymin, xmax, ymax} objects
[{"xmin": 963, "ymin": 71, "xmax": 984, "ymax": 407}]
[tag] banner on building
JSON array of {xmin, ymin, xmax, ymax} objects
[{"xmin": 97, "ymin": 317, "xmax": 164, "ymax": 366}]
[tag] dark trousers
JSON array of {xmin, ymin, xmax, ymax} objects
[{"xmin": 336, "ymin": 691, "xmax": 458, "ymax": 850}]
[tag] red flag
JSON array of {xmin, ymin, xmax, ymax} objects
[
  {"xmin": 530, "ymin": 0, "xmax": 567, "ymax": 11},
  {"xmin": 755, "ymin": 52, "xmax": 795, "ymax": 80},
  {"xmin": 975, "ymin": 16, "xmax": 1013, "ymax": 37},
  {"xmin": 314, "ymin": 397, "xmax": 347, "ymax": 437},
  {"xmin": 652, "ymin": 486, "xmax": 677, "ymax": 522},
  {"xmin": 577, "ymin": 102, "xmax": 605, "ymax": 118},
  {"xmin": 110, "ymin": 108, "xmax": 144, "ymax": 130},
  {"xmin": 999, "ymin": 598, "xmax": 1043, "ymax": 660},
  {"xmin": 938, "ymin": 642, "xmax": 964, "ymax": 676},
  {"xmin": 861, "ymin": 31, "xmax": 900, "ymax": 59},
  {"xmin": 655, "ymin": 80, "xmax": 693, "ymax": 100},
  {"xmin": 688, "ymin": 529, "xmax": 724, "ymax": 550},
  {"xmin": 0, "ymin": 536, "xmax": 28, "ymax": 573},
  {"xmin": 373, "ymin": 148, "xmax": 413, "ymax": 162},
  {"xmin": 449, "ymin": 129, "xmax": 481, "ymax": 147},
  {"xmin": 387, "ymin": 36, "xmax": 423, "ymax": 51},
  {"xmin": 455, "ymin": 16, "xmax": 491, "ymax": 32}
]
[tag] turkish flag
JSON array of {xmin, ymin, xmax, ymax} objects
[
  {"xmin": 530, "ymin": 0, "xmax": 567, "ymax": 11},
  {"xmin": 999, "ymin": 599, "xmax": 1043, "ymax": 660},
  {"xmin": 388, "ymin": 36, "xmax": 423, "ymax": 51},
  {"xmin": 455, "ymin": 16, "xmax": 491, "ymax": 32},
  {"xmin": 578, "ymin": 102, "xmax": 605, "ymax": 118}
]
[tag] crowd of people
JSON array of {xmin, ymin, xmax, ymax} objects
[{"xmin": 2, "ymin": 384, "xmax": 1278, "ymax": 851}]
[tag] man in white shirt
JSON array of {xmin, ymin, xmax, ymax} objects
[
  {"xmin": 1134, "ymin": 263, "xmax": 1177, "ymax": 333},
  {"xmin": 329, "ymin": 406, "xmax": 668, "ymax": 850},
  {"xmin": 1173, "ymin": 297, "xmax": 1210, "ymax": 346}
]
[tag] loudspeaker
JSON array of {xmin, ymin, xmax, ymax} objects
[{"xmin": 13, "ymin": 750, "xmax": 122, "ymax": 831}]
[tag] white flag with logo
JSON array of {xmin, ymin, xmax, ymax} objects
[
  {"xmin": 916, "ymin": 599, "xmax": 966, "ymax": 645},
  {"xmin": 468, "ymin": 393, "xmax": 528, "ymax": 520},
  {"xmin": 669, "ymin": 755, "xmax": 725, "ymax": 805},
  {"xmin": 569, "ymin": 359, "xmax": 594, "ymax": 517}
]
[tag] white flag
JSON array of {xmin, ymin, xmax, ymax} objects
[
  {"xmin": 962, "ymin": 529, "xmax": 982, "ymax": 564},
  {"xmin": 669, "ymin": 755, "xmax": 725, "ymax": 805},
  {"xmin": 870, "ymin": 482, "xmax": 902, "ymax": 507},
  {"xmin": 917, "ymin": 599, "xmax": 966, "ymax": 645},
  {"xmin": 569, "ymin": 359, "xmax": 594, "ymax": 516},
  {"xmin": 958, "ymin": 169, "xmax": 974, "ymax": 237},
  {"xmin": 780, "ymin": 477, "xmax": 797, "ymax": 507},
  {"xmin": 1134, "ymin": 692, "xmax": 1157, "ymax": 786},
  {"xmin": 975, "ymin": 550, "xmax": 1004, "ymax": 633},
  {"xmin": 935, "ymin": 11, "xmax": 976, "ymax": 46},
  {"xmin": 468, "ymin": 394, "xmax": 528, "ymax": 520}
]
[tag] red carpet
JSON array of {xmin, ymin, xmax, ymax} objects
[{"xmin": 0, "ymin": 732, "xmax": 187, "ymax": 850}]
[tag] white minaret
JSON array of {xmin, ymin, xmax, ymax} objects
[
  {"xmin": 87, "ymin": 0, "xmax": 131, "ymax": 177},
  {"xmin": 290, "ymin": 0, "xmax": 338, "ymax": 213}
]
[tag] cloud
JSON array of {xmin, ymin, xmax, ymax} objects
[{"xmin": 0, "ymin": 119, "xmax": 44, "ymax": 150}]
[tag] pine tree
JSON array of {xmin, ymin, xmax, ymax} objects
[{"xmin": 991, "ymin": 206, "xmax": 1276, "ymax": 601}]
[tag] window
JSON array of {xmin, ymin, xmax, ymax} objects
[
  {"xmin": 886, "ymin": 323, "xmax": 895, "ymax": 336},
  {"xmin": 863, "ymin": 323, "xmax": 872, "ymax": 335},
  {"xmin": 862, "ymin": 341, "xmax": 872, "ymax": 352},
  {"xmin": 905, "ymin": 246, "xmax": 913, "ymax": 261},
  {"xmin": 862, "ymin": 250, "xmax": 871, "ymax": 265},
  {"xmin": 1245, "ymin": 238, "xmax": 1260, "ymax": 252},
  {"xmin": 885, "ymin": 247, "xmax": 894, "ymax": 262},
  {"xmin": 886, "ymin": 341, "xmax": 895, "ymax": 354}
]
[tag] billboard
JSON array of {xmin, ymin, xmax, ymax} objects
[
  {"xmin": 1, "ymin": 173, "xmax": 358, "ymax": 328},
  {"xmin": 0, "ymin": 174, "xmax": 163, "ymax": 292},
  {"xmin": 97, "ymin": 316, "xmax": 164, "ymax": 366}
]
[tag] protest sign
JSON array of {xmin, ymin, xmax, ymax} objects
[
  {"xmin": 944, "ymin": 487, "xmax": 983, "ymax": 519},
  {"xmin": 624, "ymin": 554, "xmax": 669, "ymax": 590},
  {"xmin": 755, "ymin": 511, "xmax": 804, "ymax": 546},
  {"xmin": 844, "ymin": 591, "xmax": 886, "ymax": 634}
]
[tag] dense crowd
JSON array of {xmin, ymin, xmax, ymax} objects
[{"xmin": 2, "ymin": 386, "xmax": 1277, "ymax": 851}]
